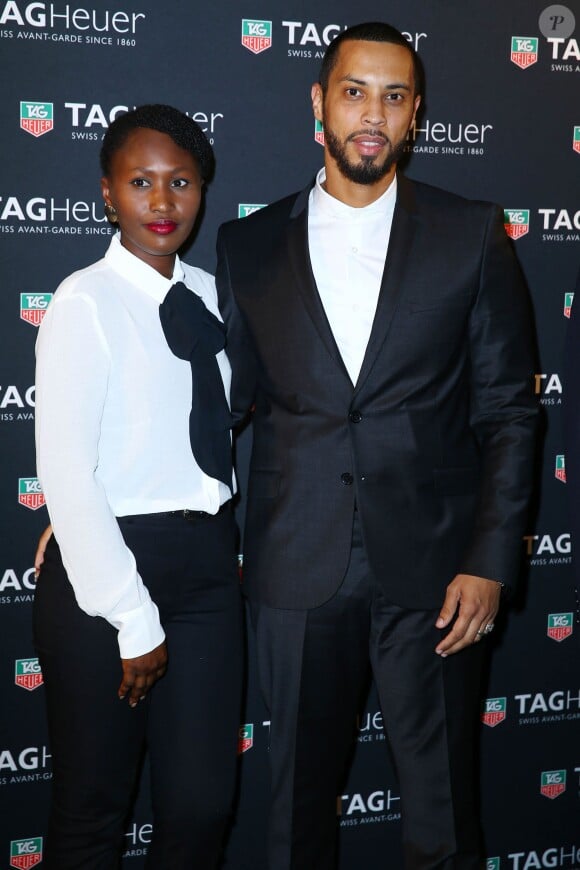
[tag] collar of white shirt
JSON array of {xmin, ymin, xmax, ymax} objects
[
  {"xmin": 311, "ymin": 167, "xmax": 397, "ymax": 220},
  {"xmin": 104, "ymin": 232, "xmax": 186, "ymax": 304}
]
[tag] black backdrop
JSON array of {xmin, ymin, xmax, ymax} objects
[{"xmin": 1, "ymin": 1, "xmax": 579, "ymax": 868}]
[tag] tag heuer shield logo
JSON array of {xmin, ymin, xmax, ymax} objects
[
  {"xmin": 504, "ymin": 209, "xmax": 529, "ymax": 240},
  {"xmin": 510, "ymin": 37, "xmax": 538, "ymax": 69},
  {"xmin": 18, "ymin": 478, "xmax": 45, "ymax": 511},
  {"xmin": 238, "ymin": 204, "xmax": 266, "ymax": 219},
  {"xmin": 20, "ymin": 293, "xmax": 53, "ymax": 327},
  {"xmin": 564, "ymin": 292, "xmax": 574, "ymax": 319},
  {"xmin": 15, "ymin": 658, "xmax": 43, "ymax": 691},
  {"xmin": 314, "ymin": 119, "xmax": 325, "ymax": 146},
  {"xmin": 241, "ymin": 19, "xmax": 272, "ymax": 54},
  {"xmin": 555, "ymin": 454, "xmax": 566, "ymax": 483},
  {"xmin": 574, "ymin": 127, "xmax": 580, "ymax": 154},
  {"xmin": 238, "ymin": 723, "xmax": 254, "ymax": 754},
  {"xmin": 481, "ymin": 697, "xmax": 506, "ymax": 727},
  {"xmin": 20, "ymin": 102, "xmax": 54, "ymax": 138},
  {"xmin": 547, "ymin": 612, "xmax": 573, "ymax": 642},
  {"xmin": 486, "ymin": 859, "xmax": 500, "ymax": 870},
  {"xmin": 10, "ymin": 838, "xmax": 43, "ymax": 869},
  {"xmin": 540, "ymin": 770, "xmax": 566, "ymax": 799}
]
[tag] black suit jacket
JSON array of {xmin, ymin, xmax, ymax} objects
[{"xmin": 216, "ymin": 174, "xmax": 538, "ymax": 610}]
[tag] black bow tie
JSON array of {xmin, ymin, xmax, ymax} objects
[{"xmin": 159, "ymin": 281, "xmax": 232, "ymax": 487}]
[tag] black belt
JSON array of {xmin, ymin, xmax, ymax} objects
[{"xmin": 140, "ymin": 502, "xmax": 231, "ymax": 521}]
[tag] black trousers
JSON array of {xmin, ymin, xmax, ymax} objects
[
  {"xmin": 33, "ymin": 507, "xmax": 243, "ymax": 870},
  {"xmin": 251, "ymin": 514, "xmax": 485, "ymax": 870}
]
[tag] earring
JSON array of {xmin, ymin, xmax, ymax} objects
[{"xmin": 104, "ymin": 203, "xmax": 118, "ymax": 223}]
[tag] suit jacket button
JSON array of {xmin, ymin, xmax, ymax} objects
[
  {"xmin": 349, "ymin": 410, "xmax": 362, "ymax": 423},
  {"xmin": 341, "ymin": 472, "xmax": 353, "ymax": 485}
]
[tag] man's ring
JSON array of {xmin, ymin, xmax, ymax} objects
[{"xmin": 483, "ymin": 623, "xmax": 494, "ymax": 635}]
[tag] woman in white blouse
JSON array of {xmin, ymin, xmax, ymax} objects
[{"xmin": 34, "ymin": 104, "xmax": 242, "ymax": 869}]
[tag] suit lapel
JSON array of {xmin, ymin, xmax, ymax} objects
[
  {"xmin": 354, "ymin": 174, "xmax": 420, "ymax": 394},
  {"xmin": 286, "ymin": 185, "xmax": 352, "ymax": 381}
]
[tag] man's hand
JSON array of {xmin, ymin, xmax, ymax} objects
[
  {"xmin": 119, "ymin": 641, "xmax": 168, "ymax": 707},
  {"xmin": 34, "ymin": 525, "xmax": 54, "ymax": 578},
  {"xmin": 435, "ymin": 574, "xmax": 502, "ymax": 656}
]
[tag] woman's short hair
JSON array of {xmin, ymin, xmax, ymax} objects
[{"xmin": 100, "ymin": 103, "xmax": 214, "ymax": 182}]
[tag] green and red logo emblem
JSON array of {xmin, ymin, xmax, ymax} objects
[
  {"xmin": 18, "ymin": 478, "xmax": 45, "ymax": 511},
  {"xmin": 10, "ymin": 838, "xmax": 43, "ymax": 869},
  {"xmin": 481, "ymin": 697, "xmax": 507, "ymax": 727},
  {"xmin": 15, "ymin": 658, "xmax": 43, "ymax": 691},
  {"xmin": 547, "ymin": 612, "xmax": 573, "ymax": 642},
  {"xmin": 540, "ymin": 769, "xmax": 566, "ymax": 799},
  {"xmin": 238, "ymin": 723, "xmax": 254, "ymax": 754},
  {"xmin": 573, "ymin": 127, "xmax": 580, "ymax": 155},
  {"xmin": 314, "ymin": 119, "xmax": 325, "ymax": 146},
  {"xmin": 510, "ymin": 37, "xmax": 538, "ymax": 69},
  {"xmin": 20, "ymin": 102, "xmax": 53, "ymax": 138},
  {"xmin": 241, "ymin": 19, "xmax": 272, "ymax": 54},
  {"xmin": 504, "ymin": 209, "xmax": 529, "ymax": 240},
  {"xmin": 555, "ymin": 454, "xmax": 566, "ymax": 483},
  {"xmin": 564, "ymin": 291, "xmax": 574, "ymax": 319},
  {"xmin": 20, "ymin": 293, "xmax": 52, "ymax": 327}
]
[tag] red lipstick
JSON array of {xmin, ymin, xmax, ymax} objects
[{"xmin": 146, "ymin": 221, "xmax": 178, "ymax": 235}]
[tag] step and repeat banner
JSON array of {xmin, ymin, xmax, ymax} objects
[{"xmin": 1, "ymin": 1, "xmax": 579, "ymax": 868}]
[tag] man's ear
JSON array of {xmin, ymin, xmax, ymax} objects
[{"xmin": 311, "ymin": 83, "xmax": 323, "ymax": 123}]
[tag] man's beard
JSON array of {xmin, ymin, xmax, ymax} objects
[{"xmin": 323, "ymin": 125, "xmax": 407, "ymax": 185}]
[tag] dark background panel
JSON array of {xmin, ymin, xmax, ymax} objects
[{"xmin": 1, "ymin": 1, "xmax": 578, "ymax": 867}]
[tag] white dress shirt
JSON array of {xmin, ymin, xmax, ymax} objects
[
  {"xmin": 308, "ymin": 168, "xmax": 397, "ymax": 384},
  {"xmin": 35, "ymin": 234, "xmax": 234, "ymax": 658}
]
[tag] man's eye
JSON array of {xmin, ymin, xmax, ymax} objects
[{"xmin": 130, "ymin": 178, "xmax": 149, "ymax": 187}]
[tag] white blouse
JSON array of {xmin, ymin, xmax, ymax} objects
[{"xmin": 35, "ymin": 235, "xmax": 234, "ymax": 657}]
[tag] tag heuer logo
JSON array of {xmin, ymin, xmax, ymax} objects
[
  {"xmin": 314, "ymin": 119, "xmax": 325, "ymax": 146},
  {"xmin": 10, "ymin": 838, "xmax": 43, "ymax": 869},
  {"xmin": 241, "ymin": 19, "xmax": 272, "ymax": 54},
  {"xmin": 238, "ymin": 204, "xmax": 266, "ymax": 219},
  {"xmin": 547, "ymin": 612, "xmax": 573, "ymax": 642},
  {"xmin": 238, "ymin": 723, "xmax": 254, "ymax": 754},
  {"xmin": 574, "ymin": 127, "xmax": 580, "ymax": 155},
  {"xmin": 564, "ymin": 291, "xmax": 574, "ymax": 319},
  {"xmin": 18, "ymin": 478, "xmax": 45, "ymax": 511},
  {"xmin": 540, "ymin": 769, "xmax": 566, "ymax": 799},
  {"xmin": 481, "ymin": 697, "xmax": 507, "ymax": 727},
  {"xmin": 486, "ymin": 859, "xmax": 500, "ymax": 870},
  {"xmin": 15, "ymin": 658, "xmax": 43, "ymax": 691},
  {"xmin": 555, "ymin": 454, "xmax": 566, "ymax": 483},
  {"xmin": 504, "ymin": 209, "xmax": 529, "ymax": 240},
  {"xmin": 20, "ymin": 102, "xmax": 54, "ymax": 138},
  {"xmin": 510, "ymin": 37, "xmax": 538, "ymax": 69},
  {"xmin": 20, "ymin": 293, "xmax": 53, "ymax": 327}
]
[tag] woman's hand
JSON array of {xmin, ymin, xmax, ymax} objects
[
  {"xmin": 119, "ymin": 641, "xmax": 168, "ymax": 707},
  {"xmin": 35, "ymin": 525, "xmax": 54, "ymax": 578}
]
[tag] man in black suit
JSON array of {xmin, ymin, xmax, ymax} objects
[{"xmin": 217, "ymin": 22, "xmax": 537, "ymax": 870}]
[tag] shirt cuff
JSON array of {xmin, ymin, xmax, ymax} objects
[{"xmin": 112, "ymin": 599, "xmax": 166, "ymax": 659}]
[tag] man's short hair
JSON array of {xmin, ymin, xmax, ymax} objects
[{"xmin": 319, "ymin": 22, "xmax": 422, "ymax": 97}]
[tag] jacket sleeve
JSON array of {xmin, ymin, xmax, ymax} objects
[
  {"xmin": 216, "ymin": 224, "xmax": 259, "ymax": 427},
  {"xmin": 458, "ymin": 204, "xmax": 540, "ymax": 593}
]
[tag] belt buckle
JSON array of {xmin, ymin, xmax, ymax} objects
[{"xmin": 182, "ymin": 508, "xmax": 208, "ymax": 520}]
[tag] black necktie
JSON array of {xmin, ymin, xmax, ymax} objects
[{"xmin": 159, "ymin": 281, "xmax": 233, "ymax": 487}]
